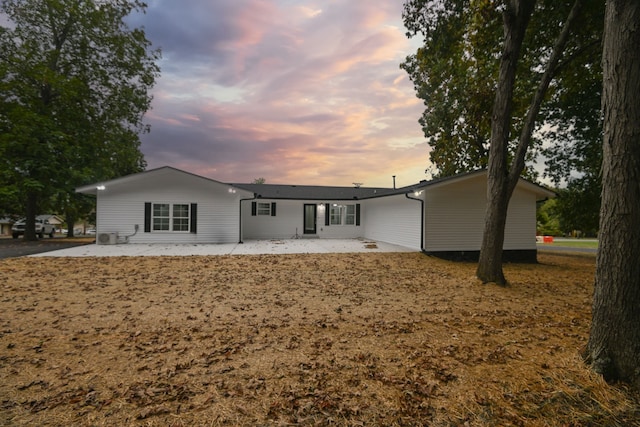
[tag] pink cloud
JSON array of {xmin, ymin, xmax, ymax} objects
[{"xmin": 140, "ymin": 0, "xmax": 428, "ymax": 187}]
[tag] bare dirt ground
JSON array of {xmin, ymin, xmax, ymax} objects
[{"xmin": 1, "ymin": 252, "xmax": 638, "ymax": 426}]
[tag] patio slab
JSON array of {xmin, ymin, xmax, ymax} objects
[{"xmin": 28, "ymin": 238, "xmax": 417, "ymax": 257}]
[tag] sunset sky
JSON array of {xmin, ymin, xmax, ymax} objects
[{"xmin": 130, "ymin": 0, "xmax": 428, "ymax": 188}]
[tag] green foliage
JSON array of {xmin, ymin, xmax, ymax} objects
[
  {"xmin": 555, "ymin": 179, "xmax": 600, "ymax": 236},
  {"xmin": 401, "ymin": 0, "xmax": 603, "ymax": 181},
  {"xmin": 536, "ymin": 198, "xmax": 562, "ymax": 236},
  {"xmin": 0, "ymin": 0, "xmax": 160, "ymax": 225}
]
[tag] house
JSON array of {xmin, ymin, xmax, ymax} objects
[
  {"xmin": 76, "ymin": 166, "xmax": 555, "ymax": 262},
  {"xmin": 0, "ymin": 217, "xmax": 13, "ymax": 236}
]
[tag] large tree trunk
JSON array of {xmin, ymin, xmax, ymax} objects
[
  {"xmin": 65, "ymin": 207, "xmax": 76, "ymax": 238},
  {"xmin": 476, "ymin": 1, "xmax": 534, "ymax": 285},
  {"xmin": 24, "ymin": 192, "xmax": 38, "ymax": 241},
  {"xmin": 477, "ymin": 0, "xmax": 584, "ymax": 285},
  {"xmin": 585, "ymin": 0, "xmax": 640, "ymax": 389},
  {"xmin": 476, "ymin": 174, "xmax": 510, "ymax": 285}
]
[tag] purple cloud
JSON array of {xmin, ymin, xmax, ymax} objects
[{"xmin": 136, "ymin": 0, "xmax": 428, "ymax": 187}]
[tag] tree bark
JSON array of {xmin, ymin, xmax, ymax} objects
[
  {"xmin": 24, "ymin": 191, "xmax": 38, "ymax": 241},
  {"xmin": 477, "ymin": 0, "xmax": 584, "ymax": 284},
  {"xmin": 585, "ymin": 0, "xmax": 640, "ymax": 389},
  {"xmin": 476, "ymin": 0, "xmax": 535, "ymax": 285},
  {"xmin": 65, "ymin": 209, "xmax": 76, "ymax": 238}
]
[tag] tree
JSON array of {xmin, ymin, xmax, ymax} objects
[
  {"xmin": 477, "ymin": 0, "xmax": 588, "ymax": 284},
  {"xmin": 536, "ymin": 198, "xmax": 561, "ymax": 236},
  {"xmin": 402, "ymin": 1, "xmax": 602, "ymax": 182},
  {"xmin": 585, "ymin": 0, "xmax": 640, "ymax": 390},
  {"xmin": 541, "ymin": 22, "xmax": 603, "ymax": 236},
  {"xmin": 402, "ymin": 0, "xmax": 597, "ymax": 284},
  {"xmin": 0, "ymin": 0, "xmax": 160, "ymax": 239},
  {"xmin": 554, "ymin": 180, "xmax": 600, "ymax": 236}
]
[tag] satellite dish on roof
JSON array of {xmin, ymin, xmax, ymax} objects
[{"xmin": 352, "ymin": 182, "xmax": 363, "ymax": 188}]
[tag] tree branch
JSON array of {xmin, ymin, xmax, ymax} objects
[{"xmin": 508, "ymin": 0, "xmax": 586, "ymax": 193}]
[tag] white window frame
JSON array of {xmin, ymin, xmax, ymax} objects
[
  {"xmin": 152, "ymin": 203, "xmax": 190, "ymax": 232},
  {"xmin": 330, "ymin": 204, "xmax": 356, "ymax": 226},
  {"xmin": 257, "ymin": 202, "xmax": 271, "ymax": 216}
]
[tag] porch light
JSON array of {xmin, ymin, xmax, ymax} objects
[
  {"xmin": 228, "ymin": 188, "xmax": 236, "ymax": 194},
  {"xmin": 413, "ymin": 190, "xmax": 423, "ymax": 197},
  {"xmin": 96, "ymin": 185, "xmax": 106, "ymax": 191}
]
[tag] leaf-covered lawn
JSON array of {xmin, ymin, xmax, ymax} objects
[{"xmin": 1, "ymin": 252, "xmax": 638, "ymax": 426}]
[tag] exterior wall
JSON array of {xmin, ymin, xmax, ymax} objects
[
  {"xmin": 0, "ymin": 223, "xmax": 11, "ymax": 236},
  {"xmin": 241, "ymin": 199, "xmax": 305, "ymax": 240},
  {"xmin": 361, "ymin": 194, "xmax": 422, "ymax": 250},
  {"xmin": 424, "ymin": 176, "xmax": 538, "ymax": 252},
  {"xmin": 96, "ymin": 172, "xmax": 249, "ymax": 244},
  {"xmin": 241, "ymin": 199, "xmax": 364, "ymax": 240}
]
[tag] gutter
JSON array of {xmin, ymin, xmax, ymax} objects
[
  {"xmin": 238, "ymin": 193, "xmax": 258, "ymax": 243},
  {"xmin": 405, "ymin": 191, "xmax": 425, "ymax": 252}
]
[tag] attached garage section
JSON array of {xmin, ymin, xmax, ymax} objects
[
  {"xmin": 362, "ymin": 194, "xmax": 422, "ymax": 251},
  {"xmin": 422, "ymin": 173, "xmax": 545, "ymax": 261}
]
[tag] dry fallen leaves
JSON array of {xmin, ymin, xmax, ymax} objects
[{"xmin": 0, "ymin": 252, "xmax": 638, "ymax": 426}]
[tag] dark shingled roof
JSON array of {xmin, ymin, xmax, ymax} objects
[{"xmin": 230, "ymin": 183, "xmax": 404, "ymax": 200}]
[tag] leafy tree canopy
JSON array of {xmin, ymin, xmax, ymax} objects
[
  {"xmin": 401, "ymin": 0, "xmax": 603, "ymax": 182},
  {"xmin": 0, "ymin": 0, "xmax": 160, "ymax": 236}
]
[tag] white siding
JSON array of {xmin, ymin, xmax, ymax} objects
[
  {"xmin": 424, "ymin": 176, "xmax": 538, "ymax": 251},
  {"xmin": 362, "ymin": 194, "xmax": 422, "ymax": 250},
  {"xmin": 96, "ymin": 171, "xmax": 249, "ymax": 244},
  {"xmin": 503, "ymin": 189, "xmax": 537, "ymax": 250},
  {"xmin": 241, "ymin": 200, "xmax": 365, "ymax": 240},
  {"xmin": 242, "ymin": 200, "xmax": 304, "ymax": 240}
]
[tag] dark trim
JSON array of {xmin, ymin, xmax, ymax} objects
[
  {"xmin": 325, "ymin": 203, "xmax": 330, "ymax": 226},
  {"xmin": 251, "ymin": 201, "xmax": 257, "ymax": 216},
  {"xmin": 271, "ymin": 202, "xmax": 276, "ymax": 216},
  {"xmin": 144, "ymin": 202, "xmax": 151, "ymax": 233},
  {"xmin": 405, "ymin": 193, "xmax": 424, "ymax": 251},
  {"xmin": 422, "ymin": 249, "xmax": 538, "ymax": 264},
  {"xmin": 355, "ymin": 203, "xmax": 361, "ymax": 226},
  {"xmin": 190, "ymin": 203, "xmax": 197, "ymax": 233},
  {"xmin": 239, "ymin": 195, "xmax": 258, "ymax": 243}
]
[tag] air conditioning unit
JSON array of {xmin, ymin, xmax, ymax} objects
[{"xmin": 97, "ymin": 232, "xmax": 118, "ymax": 245}]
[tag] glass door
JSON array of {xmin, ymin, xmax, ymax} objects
[{"xmin": 303, "ymin": 204, "xmax": 317, "ymax": 234}]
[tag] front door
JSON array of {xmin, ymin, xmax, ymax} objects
[{"xmin": 303, "ymin": 204, "xmax": 317, "ymax": 234}]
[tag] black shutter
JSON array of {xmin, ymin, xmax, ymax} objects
[
  {"xmin": 144, "ymin": 202, "xmax": 151, "ymax": 232},
  {"xmin": 356, "ymin": 203, "xmax": 361, "ymax": 226},
  {"xmin": 251, "ymin": 201, "xmax": 257, "ymax": 216},
  {"xmin": 271, "ymin": 202, "xmax": 276, "ymax": 216},
  {"xmin": 190, "ymin": 203, "xmax": 197, "ymax": 233},
  {"xmin": 325, "ymin": 203, "xmax": 330, "ymax": 226}
]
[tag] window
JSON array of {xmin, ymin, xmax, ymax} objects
[
  {"xmin": 173, "ymin": 204, "xmax": 190, "ymax": 231},
  {"xmin": 329, "ymin": 204, "xmax": 358, "ymax": 225},
  {"xmin": 345, "ymin": 204, "xmax": 356, "ymax": 225},
  {"xmin": 151, "ymin": 203, "xmax": 190, "ymax": 232},
  {"xmin": 153, "ymin": 203, "xmax": 170, "ymax": 231},
  {"xmin": 330, "ymin": 204, "xmax": 344, "ymax": 225},
  {"xmin": 257, "ymin": 202, "xmax": 271, "ymax": 216},
  {"xmin": 251, "ymin": 202, "xmax": 276, "ymax": 216}
]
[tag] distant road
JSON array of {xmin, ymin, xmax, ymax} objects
[
  {"xmin": 0, "ymin": 237, "xmax": 92, "ymax": 259},
  {"xmin": 537, "ymin": 238, "xmax": 597, "ymax": 254}
]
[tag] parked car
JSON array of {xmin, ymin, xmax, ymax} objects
[{"xmin": 12, "ymin": 218, "xmax": 56, "ymax": 239}]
